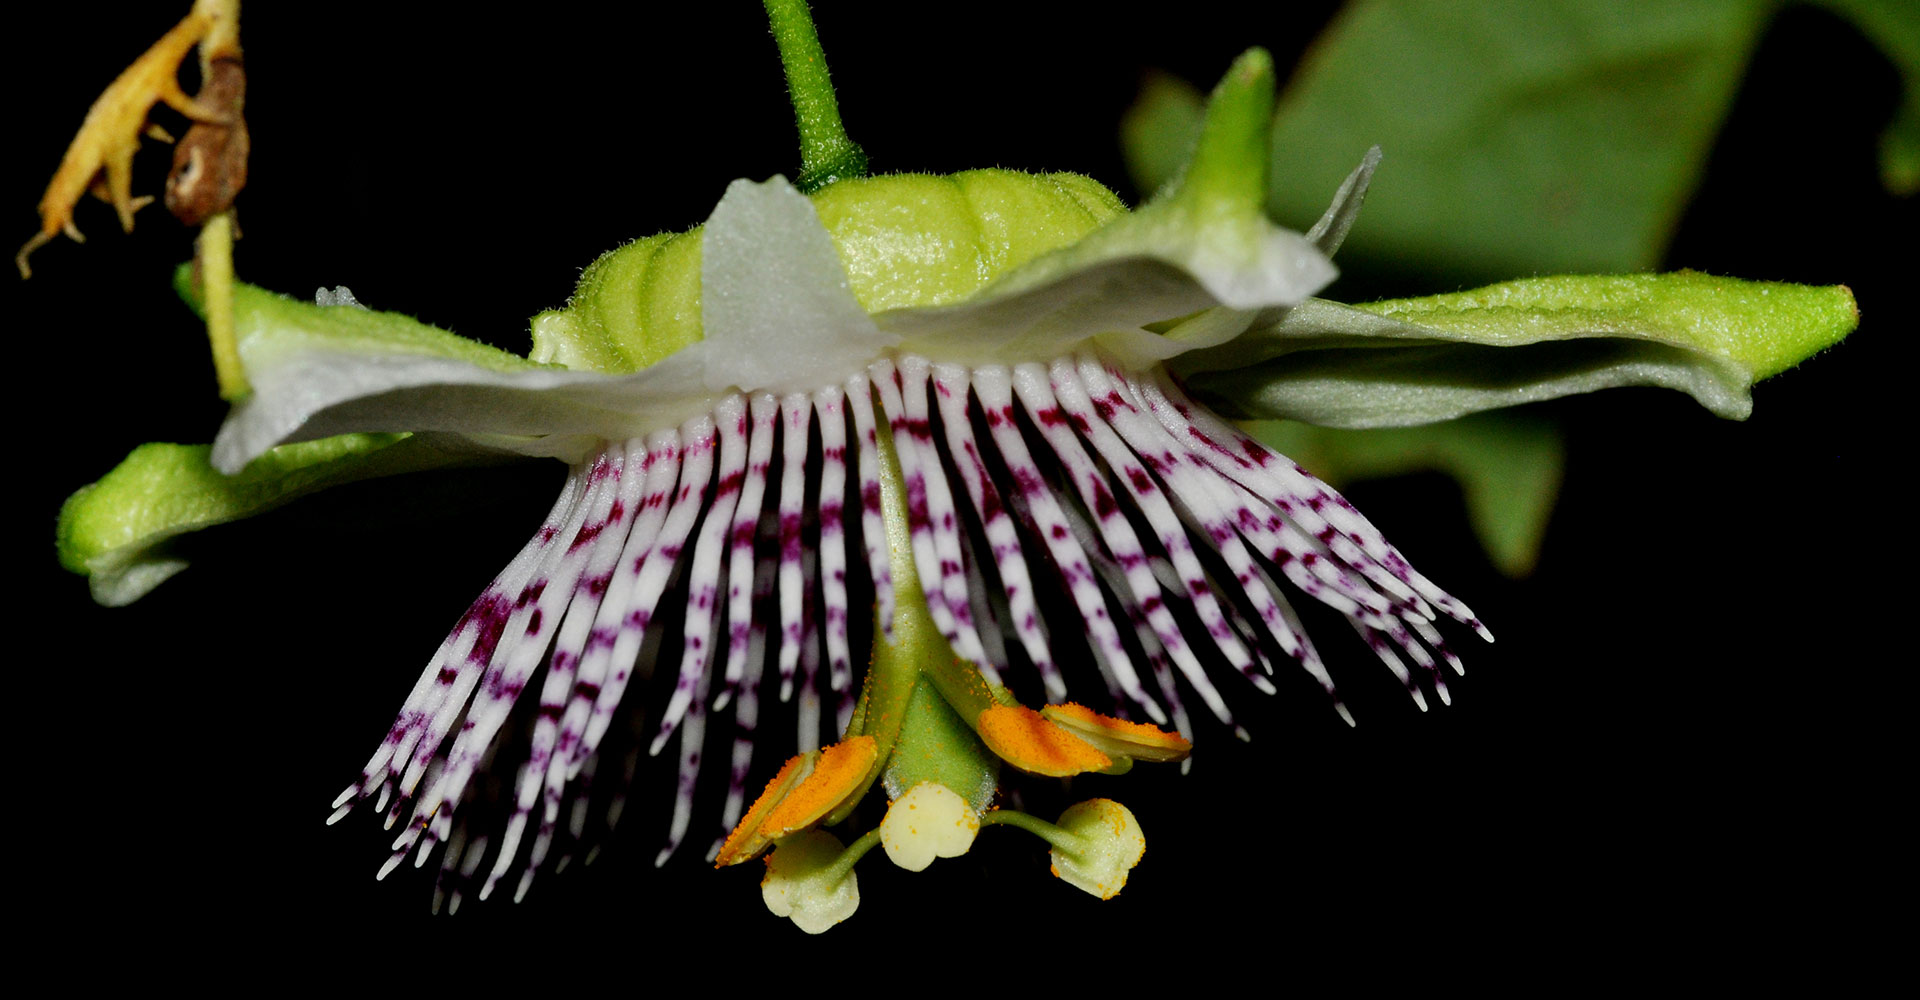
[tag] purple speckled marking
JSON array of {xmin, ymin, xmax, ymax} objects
[
  {"xmin": 330, "ymin": 456, "xmax": 597, "ymax": 824},
  {"xmin": 403, "ymin": 440, "xmax": 630, "ymax": 874},
  {"xmin": 1060, "ymin": 356, "xmax": 1263, "ymax": 691},
  {"xmin": 773, "ymin": 392, "xmax": 814, "ymax": 701},
  {"xmin": 931, "ymin": 361, "xmax": 1064, "ymax": 701},
  {"xmin": 373, "ymin": 446, "xmax": 602, "ymax": 865},
  {"xmin": 651, "ymin": 394, "xmax": 751, "ymax": 759},
  {"xmin": 871, "ymin": 358, "xmax": 991, "ymax": 673},
  {"xmin": 897, "ymin": 358, "xmax": 997, "ymax": 681},
  {"xmin": 577, "ymin": 414, "xmax": 718, "ymax": 769},
  {"xmin": 1140, "ymin": 372, "xmax": 1486, "ymax": 707},
  {"xmin": 794, "ymin": 551, "xmax": 825, "ymax": 754},
  {"xmin": 846, "ymin": 373, "xmax": 894, "ymax": 636},
  {"xmin": 555, "ymin": 427, "xmax": 684, "ymax": 786},
  {"xmin": 812, "ymin": 384, "xmax": 856, "ymax": 701},
  {"xmin": 1014, "ymin": 362, "xmax": 1182, "ymax": 724},
  {"xmin": 338, "ymin": 337, "xmax": 1497, "ymax": 896},
  {"xmin": 1100, "ymin": 369, "xmax": 1337, "ymax": 696},
  {"xmin": 655, "ymin": 556, "xmax": 718, "ymax": 867},
  {"xmin": 716, "ymin": 393, "xmax": 778, "ymax": 712},
  {"xmin": 970, "ymin": 366, "xmax": 1160, "ymax": 720},
  {"xmin": 707, "ymin": 538, "xmax": 779, "ymax": 861},
  {"xmin": 1147, "ymin": 373, "xmax": 1488, "ymax": 641}
]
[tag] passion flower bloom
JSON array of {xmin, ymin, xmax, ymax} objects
[{"xmin": 53, "ymin": 8, "xmax": 1856, "ymax": 930}]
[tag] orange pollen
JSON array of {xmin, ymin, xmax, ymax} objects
[
  {"xmin": 763, "ymin": 735, "xmax": 878, "ymax": 833},
  {"xmin": 977, "ymin": 704, "xmax": 1112, "ymax": 777},
  {"xmin": 714, "ymin": 752, "xmax": 810, "ymax": 866},
  {"xmin": 1048, "ymin": 702, "xmax": 1192, "ymax": 751}
]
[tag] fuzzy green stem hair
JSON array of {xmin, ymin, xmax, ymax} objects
[{"xmin": 763, "ymin": 0, "xmax": 869, "ymax": 192}]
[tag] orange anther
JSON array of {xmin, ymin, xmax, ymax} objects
[{"xmin": 977, "ymin": 704, "xmax": 1111, "ymax": 777}]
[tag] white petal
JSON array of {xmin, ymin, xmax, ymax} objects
[
  {"xmin": 213, "ymin": 344, "xmax": 722, "ymax": 473},
  {"xmin": 697, "ymin": 176, "xmax": 896, "ymax": 394},
  {"xmin": 876, "ymin": 200, "xmax": 1334, "ymax": 369}
]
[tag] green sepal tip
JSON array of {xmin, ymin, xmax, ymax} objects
[{"xmin": 57, "ymin": 432, "xmax": 477, "ymax": 607}]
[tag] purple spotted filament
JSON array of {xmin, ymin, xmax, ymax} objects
[{"xmin": 326, "ymin": 352, "xmax": 1488, "ymax": 907}]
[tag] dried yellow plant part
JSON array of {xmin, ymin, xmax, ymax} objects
[{"xmin": 17, "ymin": 6, "xmax": 229, "ymax": 277}]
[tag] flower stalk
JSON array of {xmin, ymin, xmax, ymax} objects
[
  {"xmin": 762, "ymin": 0, "xmax": 867, "ymax": 192},
  {"xmin": 195, "ymin": 211, "xmax": 243, "ymax": 398},
  {"xmin": 979, "ymin": 807, "xmax": 1082, "ymax": 852},
  {"xmin": 183, "ymin": 0, "xmax": 246, "ymax": 400}
]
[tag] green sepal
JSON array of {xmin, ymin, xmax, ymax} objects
[
  {"xmin": 881, "ymin": 678, "xmax": 1001, "ymax": 815},
  {"xmin": 1248, "ymin": 412, "xmax": 1565, "ymax": 577},
  {"xmin": 175, "ymin": 265, "xmax": 545, "ymax": 377},
  {"xmin": 1178, "ymin": 272, "xmax": 1858, "ymax": 428},
  {"xmin": 534, "ymin": 171, "xmax": 1125, "ymax": 376},
  {"xmin": 875, "ymin": 47, "xmax": 1331, "ymax": 367},
  {"xmin": 1164, "ymin": 47, "xmax": 1275, "ymax": 220},
  {"xmin": 530, "ymin": 230, "xmax": 704, "ymax": 374},
  {"xmin": 57, "ymin": 433, "xmax": 477, "ymax": 606},
  {"xmin": 814, "ymin": 171, "xmax": 1126, "ymax": 316}
]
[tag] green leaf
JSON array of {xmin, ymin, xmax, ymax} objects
[
  {"xmin": 1816, "ymin": 0, "xmax": 1920, "ymax": 195},
  {"xmin": 1119, "ymin": 72, "xmax": 1205, "ymax": 200},
  {"xmin": 57, "ymin": 433, "xmax": 475, "ymax": 606},
  {"xmin": 1247, "ymin": 413, "xmax": 1564, "ymax": 577},
  {"xmin": 1176, "ymin": 272, "xmax": 1857, "ymax": 428},
  {"xmin": 1263, "ymin": 0, "xmax": 1773, "ymax": 280}
]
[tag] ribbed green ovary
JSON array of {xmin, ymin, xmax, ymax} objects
[{"xmin": 528, "ymin": 170, "xmax": 1128, "ymax": 374}]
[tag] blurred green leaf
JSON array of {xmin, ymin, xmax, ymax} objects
[
  {"xmin": 1248, "ymin": 413, "xmax": 1563, "ymax": 577},
  {"xmin": 1816, "ymin": 0, "xmax": 1920, "ymax": 194},
  {"xmin": 1121, "ymin": 72, "xmax": 1206, "ymax": 200},
  {"xmin": 1264, "ymin": 0, "xmax": 1771, "ymax": 279},
  {"xmin": 1124, "ymin": 1, "xmax": 1915, "ymax": 278}
]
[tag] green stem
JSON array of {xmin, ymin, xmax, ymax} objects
[
  {"xmin": 828, "ymin": 415, "xmax": 1009, "ymax": 824},
  {"xmin": 981, "ymin": 809, "xmax": 1085, "ymax": 854},
  {"xmin": 823, "ymin": 827, "xmax": 883, "ymax": 883},
  {"xmin": 871, "ymin": 418, "xmax": 1001, "ymax": 723},
  {"xmin": 195, "ymin": 0, "xmax": 246, "ymax": 400},
  {"xmin": 828, "ymin": 419, "xmax": 927, "ymax": 826},
  {"xmin": 197, "ymin": 212, "xmax": 247, "ymax": 399},
  {"xmin": 762, "ymin": 0, "xmax": 867, "ymax": 192}
]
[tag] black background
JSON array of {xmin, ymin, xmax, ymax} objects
[{"xmin": 11, "ymin": 1, "xmax": 1900, "ymax": 977}]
